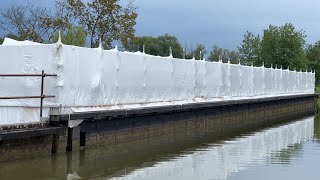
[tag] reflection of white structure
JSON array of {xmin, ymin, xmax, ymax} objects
[
  {"xmin": 67, "ymin": 172, "xmax": 82, "ymax": 180},
  {"xmin": 0, "ymin": 38, "xmax": 315, "ymax": 125},
  {"xmin": 113, "ymin": 117, "xmax": 314, "ymax": 180}
]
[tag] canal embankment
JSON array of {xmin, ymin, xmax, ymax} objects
[{"xmin": 0, "ymin": 93, "xmax": 317, "ymax": 161}]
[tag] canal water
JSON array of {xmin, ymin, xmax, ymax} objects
[{"xmin": 0, "ymin": 115, "xmax": 320, "ymax": 180}]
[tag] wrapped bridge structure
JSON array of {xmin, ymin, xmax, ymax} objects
[{"xmin": 0, "ymin": 38, "xmax": 315, "ymax": 125}]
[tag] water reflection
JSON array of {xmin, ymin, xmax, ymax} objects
[
  {"xmin": 314, "ymin": 115, "xmax": 320, "ymax": 141},
  {"xmin": 267, "ymin": 143, "xmax": 303, "ymax": 165},
  {"xmin": 113, "ymin": 117, "xmax": 314, "ymax": 180},
  {"xmin": 0, "ymin": 116, "xmax": 318, "ymax": 180},
  {"xmin": 67, "ymin": 172, "xmax": 82, "ymax": 180}
]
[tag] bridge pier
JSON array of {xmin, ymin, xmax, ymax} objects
[{"xmin": 66, "ymin": 127, "xmax": 81, "ymax": 151}]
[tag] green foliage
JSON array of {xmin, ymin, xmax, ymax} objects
[
  {"xmin": 185, "ymin": 44, "xmax": 207, "ymax": 60},
  {"xmin": 208, "ymin": 45, "xmax": 222, "ymax": 62},
  {"xmin": 0, "ymin": 0, "xmax": 137, "ymax": 48},
  {"xmin": 306, "ymin": 41, "xmax": 320, "ymax": 84},
  {"xmin": 158, "ymin": 34, "xmax": 183, "ymax": 58},
  {"xmin": 238, "ymin": 31, "xmax": 261, "ymax": 66},
  {"xmin": 125, "ymin": 37, "xmax": 207, "ymax": 60},
  {"xmin": 51, "ymin": 26, "xmax": 86, "ymax": 46},
  {"xmin": 239, "ymin": 23, "xmax": 308, "ymax": 69},
  {"xmin": 269, "ymin": 143, "xmax": 303, "ymax": 164},
  {"xmin": 0, "ymin": 37, "xmax": 3, "ymax": 44},
  {"xmin": 59, "ymin": 0, "xmax": 138, "ymax": 48},
  {"xmin": 208, "ymin": 45, "xmax": 240, "ymax": 64},
  {"xmin": 260, "ymin": 23, "xmax": 307, "ymax": 69},
  {"xmin": 193, "ymin": 44, "xmax": 207, "ymax": 60},
  {"xmin": 5, "ymin": 34, "xmax": 21, "ymax": 40},
  {"xmin": 314, "ymin": 112, "xmax": 320, "ymax": 138},
  {"xmin": 228, "ymin": 50, "xmax": 241, "ymax": 64},
  {"xmin": 316, "ymin": 85, "xmax": 320, "ymax": 114},
  {"xmin": 126, "ymin": 34, "xmax": 183, "ymax": 58},
  {"xmin": 126, "ymin": 36, "xmax": 161, "ymax": 54}
]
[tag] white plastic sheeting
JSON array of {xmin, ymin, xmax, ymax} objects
[
  {"xmin": 0, "ymin": 39, "xmax": 315, "ymax": 125},
  {"xmin": 112, "ymin": 117, "xmax": 314, "ymax": 180}
]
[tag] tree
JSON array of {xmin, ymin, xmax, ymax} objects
[
  {"xmin": 260, "ymin": 23, "xmax": 307, "ymax": 69},
  {"xmin": 58, "ymin": 0, "xmax": 138, "ymax": 49},
  {"xmin": 0, "ymin": 3, "xmax": 63, "ymax": 43},
  {"xmin": 51, "ymin": 26, "xmax": 86, "ymax": 46},
  {"xmin": 208, "ymin": 45, "xmax": 223, "ymax": 62},
  {"xmin": 184, "ymin": 44, "xmax": 206, "ymax": 60},
  {"xmin": 238, "ymin": 31, "xmax": 261, "ymax": 66},
  {"xmin": 0, "ymin": 0, "xmax": 138, "ymax": 48},
  {"xmin": 196, "ymin": 44, "xmax": 207, "ymax": 60},
  {"xmin": 157, "ymin": 34, "xmax": 183, "ymax": 58},
  {"xmin": 208, "ymin": 45, "xmax": 240, "ymax": 64},
  {"xmin": 306, "ymin": 41, "xmax": 320, "ymax": 84},
  {"xmin": 228, "ymin": 50, "xmax": 241, "ymax": 64},
  {"xmin": 126, "ymin": 36, "xmax": 161, "ymax": 54},
  {"xmin": 125, "ymin": 34, "xmax": 184, "ymax": 58},
  {"xmin": 0, "ymin": 37, "xmax": 3, "ymax": 45},
  {"xmin": 183, "ymin": 43, "xmax": 194, "ymax": 59}
]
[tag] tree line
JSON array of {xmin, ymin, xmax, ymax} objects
[
  {"xmin": 1, "ymin": 1, "xmax": 320, "ymax": 84},
  {"xmin": 0, "ymin": 0, "xmax": 137, "ymax": 49},
  {"xmin": 238, "ymin": 23, "xmax": 320, "ymax": 84},
  {"xmin": 125, "ymin": 34, "xmax": 241, "ymax": 64}
]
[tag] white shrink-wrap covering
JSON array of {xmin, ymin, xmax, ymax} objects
[
  {"xmin": 229, "ymin": 64, "xmax": 241, "ymax": 97},
  {"xmin": 182, "ymin": 59, "xmax": 197, "ymax": 101},
  {"xmin": 282, "ymin": 70, "xmax": 290, "ymax": 94},
  {"xmin": 221, "ymin": 63, "xmax": 231, "ymax": 97},
  {"xmin": 0, "ymin": 43, "xmax": 58, "ymax": 124},
  {"xmin": 195, "ymin": 60, "xmax": 206, "ymax": 99},
  {"xmin": 205, "ymin": 62, "xmax": 222, "ymax": 98},
  {"xmin": 308, "ymin": 72, "xmax": 315, "ymax": 92},
  {"xmin": 117, "ymin": 52, "xmax": 147, "ymax": 104},
  {"xmin": 173, "ymin": 59, "xmax": 196, "ymax": 102},
  {"xmin": 300, "ymin": 72, "xmax": 307, "ymax": 93},
  {"xmin": 240, "ymin": 66, "xmax": 254, "ymax": 97},
  {"xmin": 0, "ymin": 39, "xmax": 316, "ymax": 125},
  {"xmin": 297, "ymin": 71, "xmax": 303, "ymax": 93},
  {"xmin": 253, "ymin": 67, "xmax": 265, "ymax": 96},
  {"xmin": 288, "ymin": 70, "xmax": 297, "ymax": 93},
  {"xmin": 273, "ymin": 69, "xmax": 282, "ymax": 95},
  {"xmin": 145, "ymin": 55, "xmax": 174, "ymax": 103},
  {"xmin": 264, "ymin": 68, "xmax": 274, "ymax": 95}
]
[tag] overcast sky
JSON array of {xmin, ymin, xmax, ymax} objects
[{"xmin": 2, "ymin": 0, "xmax": 320, "ymax": 50}]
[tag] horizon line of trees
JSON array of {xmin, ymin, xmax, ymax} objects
[{"xmin": 1, "ymin": 1, "xmax": 320, "ymax": 84}]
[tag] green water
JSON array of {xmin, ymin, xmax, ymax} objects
[{"xmin": 0, "ymin": 116, "xmax": 320, "ymax": 180}]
